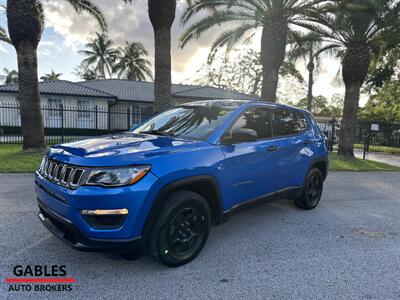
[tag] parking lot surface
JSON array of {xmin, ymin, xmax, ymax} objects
[{"xmin": 1, "ymin": 172, "xmax": 400, "ymax": 299}]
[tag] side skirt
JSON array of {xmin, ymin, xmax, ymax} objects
[{"xmin": 222, "ymin": 186, "xmax": 303, "ymax": 220}]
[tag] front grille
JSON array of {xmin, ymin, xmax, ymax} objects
[{"xmin": 39, "ymin": 157, "xmax": 85, "ymax": 189}]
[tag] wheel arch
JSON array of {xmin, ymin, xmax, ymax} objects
[
  {"xmin": 141, "ymin": 175, "xmax": 224, "ymax": 243},
  {"xmin": 309, "ymin": 158, "xmax": 329, "ymax": 180}
]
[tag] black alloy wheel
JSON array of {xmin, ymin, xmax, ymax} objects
[
  {"xmin": 306, "ymin": 172, "xmax": 323, "ymax": 207},
  {"xmin": 148, "ymin": 190, "xmax": 211, "ymax": 267},
  {"xmin": 164, "ymin": 207, "xmax": 207, "ymax": 259},
  {"xmin": 294, "ymin": 168, "xmax": 324, "ymax": 210}
]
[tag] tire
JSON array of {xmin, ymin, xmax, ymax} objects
[
  {"xmin": 147, "ymin": 190, "xmax": 211, "ymax": 267},
  {"xmin": 294, "ymin": 168, "xmax": 324, "ymax": 210}
]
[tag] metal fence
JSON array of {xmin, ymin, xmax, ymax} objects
[
  {"xmin": 356, "ymin": 121, "xmax": 400, "ymax": 155},
  {"xmin": 314, "ymin": 117, "xmax": 341, "ymax": 152},
  {"xmin": 0, "ymin": 102, "xmax": 153, "ymax": 144},
  {"xmin": 315, "ymin": 116, "xmax": 400, "ymax": 156}
]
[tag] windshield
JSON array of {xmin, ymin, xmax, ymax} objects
[{"xmin": 133, "ymin": 101, "xmax": 243, "ymax": 140}]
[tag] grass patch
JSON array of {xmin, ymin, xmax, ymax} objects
[
  {"xmin": 354, "ymin": 144, "xmax": 400, "ymax": 154},
  {"xmin": 329, "ymin": 153, "xmax": 400, "ymax": 172},
  {"xmin": 0, "ymin": 144, "xmax": 44, "ymax": 173}
]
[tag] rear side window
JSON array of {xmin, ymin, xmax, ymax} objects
[
  {"xmin": 271, "ymin": 109, "xmax": 308, "ymax": 137},
  {"xmin": 231, "ymin": 107, "xmax": 273, "ymax": 140}
]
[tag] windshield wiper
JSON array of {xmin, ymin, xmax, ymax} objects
[{"xmin": 139, "ymin": 130, "xmax": 175, "ymax": 137}]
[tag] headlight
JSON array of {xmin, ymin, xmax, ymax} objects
[{"xmin": 86, "ymin": 166, "xmax": 151, "ymax": 187}]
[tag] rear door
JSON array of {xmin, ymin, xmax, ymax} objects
[
  {"xmin": 220, "ymin": 107, "xmax": 282, "ymax": 210},
  {"xmin": 270, "ymin": 108, "xmax": 313, "ymax": 190}
]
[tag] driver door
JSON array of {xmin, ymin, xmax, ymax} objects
[{"xmin": 219, "ymin": 107, "xmax": 281, "ymax": 210}]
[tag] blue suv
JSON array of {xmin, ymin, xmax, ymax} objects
[{"xmin": 36, "ymin": 100, "xmax": 328, "ymax": 267}]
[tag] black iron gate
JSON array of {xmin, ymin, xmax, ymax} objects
[{"xmin": 357, "ymin": 121, "xmax": 400, "ymax": 157}]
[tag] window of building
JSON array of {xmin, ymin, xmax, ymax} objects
[
  {"xmin": 47, "ymin": 98, "xmax": 63, "ymax": 118},
  {"xmin": 77, "ymin": 100, "xmax": 92, "ymax": 119}
]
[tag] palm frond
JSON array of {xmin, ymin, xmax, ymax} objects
[
  {"xmin": 314, "ymin": 43, "xmax": 341, "ymax": 58},
  {"xmin": 0, "ymin": 25, "xmax": 11, "ymax": 44},
  {"xmin": 207, "ymin": 22, "xmax": 257, "ymax": 62},
  {"xmin": 180, "ymin": 9, "xmax": 257, "ymax": 48},
  {"xmin": 180, "ymin": 0, "xmax": 231, "ymax": 25},
  {"xmin": 65, "ymin": 0, "xmax": 107, "ymax": 31},
  {"xmin": 115, "ymin": 41, "xmax": 153, "ymax": 81},
  {"xmin": 287, "ymin": 30, "xmax": 322, "ymax": 62}
]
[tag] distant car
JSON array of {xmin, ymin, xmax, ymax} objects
[{"xmin": 35, "ymin": 100, "xmax": 328, "ymax": 267}]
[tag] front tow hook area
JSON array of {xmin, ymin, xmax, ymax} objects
[{"xmin": 38, "ymin": 212, "xmax": 73, "ymax": 246}]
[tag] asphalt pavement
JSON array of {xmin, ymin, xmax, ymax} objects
[{"xmin": 1, "ymin": 172, "xmax": 400, "ymax": 299}]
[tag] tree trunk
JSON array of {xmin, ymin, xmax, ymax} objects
[
  {"xmin": 338, "ymin": 82, "xmax": 362, "ymax": 157},
  {"xmin": 251, "ymin": 73, "xmax": 261, "ymax": 97},
  {"xmin": 148, "ymin": 0, "xmax": 176, "ymax": 113},
  {"xmin": 338, "ymin": 45, "xmax": 370, "ymax": 157},
  {"xmin": 306, "ymin": 60, "xmax": 314, "ymax": 112},
  {"xmin": 17, "ymin": 42, "xmax": 46, "ymax": 151},
  {"xmin": 153, "ymin": 26, "xmax": 172, "ymax": 113},
  {"xmin": 260, "ymin": 18, "xmax": 288, "ymax": 102},
  {"xmin": 7, "ymin": 0, "xmax": 46, "ymax": 151}
]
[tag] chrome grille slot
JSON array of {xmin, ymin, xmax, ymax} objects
[
  {"xmin": 55, "ymin": 165, "xmax": 64, "ymax": 181},
  {"xmin": 62, "ymin": 167, "xmax": 73, "ymax": 184},
  {"xmin": 51, "ymin": 162, "xmax": 57, "ymax": 178},
  {"xmin": 38, "ymin": 157, "xmax": 86, "ymax": 189},
  {"xmin": 70, "ymin": 169, "xmax": 84, "ymax": 187},
  {"xmin": 43, "ymin": 159, "xmax": 50, "ymax": 176},
  {"xmin": 47, "ymin": 162, "xmax": 54, "ymax": 178}
]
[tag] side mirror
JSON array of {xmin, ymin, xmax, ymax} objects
[{"xmin": 223, "ymin": 128, "xmax": 258, "ymax": 144}]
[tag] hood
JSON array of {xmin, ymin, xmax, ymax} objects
[{"xmin": 48, "ymin": 132, "xmax": 199, "ymax": 167}]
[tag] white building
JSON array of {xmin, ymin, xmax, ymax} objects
[{"xmin": 0, "ymin": 79, "xmax": 255, "ymax": 131}]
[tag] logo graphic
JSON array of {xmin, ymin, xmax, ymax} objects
[{"xmin": 4, "ymin": 265, "xmax": 76, "ymax": 292}]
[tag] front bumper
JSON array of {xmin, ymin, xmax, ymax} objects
[
  {"xmin": 38, "ymin": 199, "xmax": 144, "ymax": 253},
  {"xmin": 35, "ymin": 170, "xmax": 162, "ymax": 252}
]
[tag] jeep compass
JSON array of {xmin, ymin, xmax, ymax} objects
[{"xmin": 35, "ymin": 100, "xmax": 328, "ymax": 267}]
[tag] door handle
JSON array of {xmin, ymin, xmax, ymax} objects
[
  {"xmin": 303, "ymin": 139, "xmax": 313, "ymax": 145},
  {"xmin": 266, "ymin": 145, "xmax": 279, "ymax": 152}
]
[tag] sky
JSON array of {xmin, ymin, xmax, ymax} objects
[{"xmin": 0, "ymin": 0, "xmax": 364, "ymax": 105}]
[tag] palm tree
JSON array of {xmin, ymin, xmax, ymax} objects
[
  {"xmin": 74, "ymin": 64, "xmax": 99, "ymax": 80},
  {"xmin": 0, "ymin": 25, "xmax": 10, "ymax": 43},
  {"xmin": 3, "ymin": 68, "xmax": 18, "ymax": 84},
  {"xmin": 147, "ymin": 0, "xmax": 177, "ymax": 112},
  {"xmin": 115, "ymin": 41, "xmax": 153, "ymax": 81},
  {"xmin": 302, "ymin": 0, "xmax": 400, "ymax": 157},
  {"xmin": 6, "ymin": 0, "xmax": 106, "ymax": 151},
  {"xmin": 180, "ymin": 0, "xmax": 322, "ymax": 102},
  {"xmin": 0, "ymin": 27, "xmax": 13, "ymax": 84},
  {"xmin": 40, "ymin": 70, "xmax": 62, "ymax": 81},
  {"xmin": 122, "ymin": 0, "xmax": 193, "ymax": 112},
  {"xmin": 287, "ymin": 32, "xmax": 328, "ymax": 112},
  {"xmin": 79, "ymin": 33, "xmax": 119, "ymax": 79}
]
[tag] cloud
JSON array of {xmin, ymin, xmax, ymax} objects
[
  {"xmin": 38, "ymin": 48, "xmax": 51, "ymax": 56},
  {"xmin": 41, "ymin": 0, "xmax": 226, "ymax": 83},
  {"xmin": 43, "ymin": 0, "xmax": 141, "ymax": 46},
  {"xmin": 0, "ymin": 44, "xmax": 7, "ymax": 54}
]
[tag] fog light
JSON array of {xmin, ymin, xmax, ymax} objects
[{"xmin": 81, "ymin": 209, "xmax": 128, "ymax": 216}]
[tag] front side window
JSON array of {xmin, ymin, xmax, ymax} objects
[
  {"xmin": 133, "ymin": 101, "xmax": 242, "ymax": 140},
  {"xmin": 271, "ymin": 109, "xmax": 308, "ymax": 137},
  {"xmin": 230, "ymin": 107, "xmax": 273, "ymax": 141}
]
